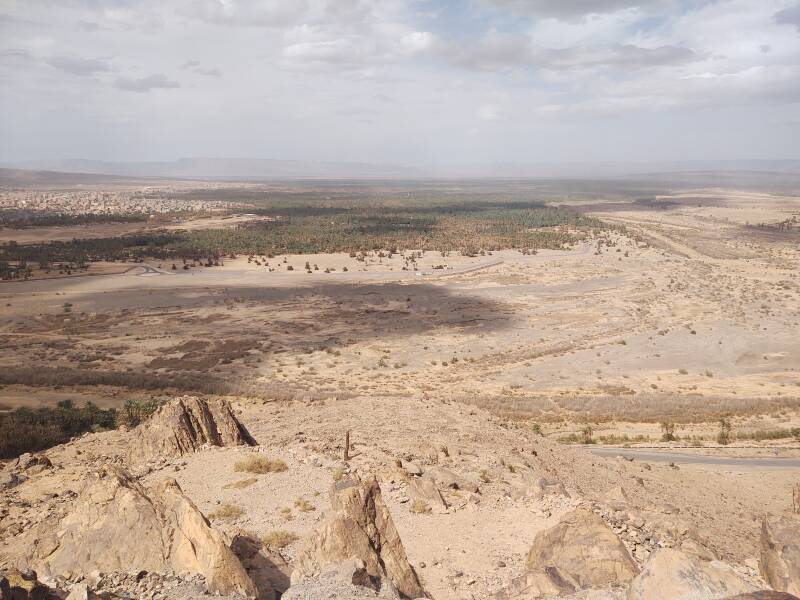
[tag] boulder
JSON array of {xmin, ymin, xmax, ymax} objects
[
  {"xmin": 407, "ymin": 477, "xmax": 447, "ymax": 510},
  {"xmin": 128, "ymin": 396, "xmax": 256, "ymax": 465},
  {"xmin": 528, "ymin": 477, "xmax": 569, "ymax": 500},
  {"xmin": 28, "ymin": 465, "xmax": 256, "ymax": 598},
  {"xmin": 526, "ymin": 507, "xmax": 637, "ymax": 591},
  {"xmin": 283, "ymin": 561, "xmax": 403, "ymax": 599},
  {"xmin": 291, "ymin": 476, "xmax": 427, "ymax": 599},
  {"xmin": 627, "ymin": 548, "xmax": 756, "ymax": 600},
  {"xmin": 0, "ymin": 569, "xmax": 61, "ymax": 600},
  {"xmin": 422, "ymin": 466, "xmax": 478, "ymax": 493},
  {"xmin": 231, "ymin": 532, "xmax": 290, "ymax": 600},
  {"xmin": 760, "ymin": 515, "xmax": 800, "ymax": 595},
  {"xmin": 13, "ymin": 454, "xmax": 53, "ymax": 475}
]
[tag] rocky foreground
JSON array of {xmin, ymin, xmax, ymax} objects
[{"xmin": 1, "ymin": 395, "xmax": 799, "ymax": 600}]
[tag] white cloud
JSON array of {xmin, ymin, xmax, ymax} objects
[
  {"xmin": 113, "ymin": 73, "xmax": 180, "ymax": 92},
  {"xmin": 0, "ymin": 0, "xmax": 798, "ymax": 164},
  {"xmin": 477, "ymin": 103, "xmax": 503, "ymax": 120},
  {"xmin": 45, "ymin": 55, "xmax": 111, "ymax": 76}
]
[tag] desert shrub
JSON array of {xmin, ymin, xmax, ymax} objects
[
  {"xmin": 736, "ymin": 428, "xmax": 800, "ymax": 441},
  {"xmin": 409, "ymin": 499, "xmax": 432, "ymax": 514},
  {"xmin": 208, "ymin": 503, "xmax": 244, "ymax": 521},
  {"xmin": 580, "ymin": 425, "xmax": 595, "ymax": 444},
  {"xmin": 717, "ymin": 418, "xmax": 732, "ymax": 445},
  {"xmin": 597, "ymin": 434, "xmax": 650, "ymax": 444},
  {"xmin": 120, "ymin": 398, "xmax": 165, "ymax": 427},
  {"xmin": 660, "ymin": 422, "xmax": 677, "ymax": 442},
  {"xmin": 293, "ymin": 497, "xmax": 315, "ymax": 512},
  {"xmin": 223, "ymin": 478, "xmax": 258, "ymax": 489},
  {"xmin": 234, "ymin": 455, "xmax": 288, "ymax": 474},
  {"xmin": 261, "ymin": 530, "xmax": 298, "ymax": 550},
  {"xmin": 0, "ymin": 400, "xmax": 117, "ymax": 458}
]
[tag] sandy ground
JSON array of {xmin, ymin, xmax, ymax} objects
[
  {"xmin": 1, "ymin": 187, "xmax": 800, "ymax": 599},
  {"xmin": 4, "ymin": 392, "xmax": 796, "ymax": 599}
]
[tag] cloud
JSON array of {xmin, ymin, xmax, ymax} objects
[
  {"xmin": 442, "ymin": 30, "xmax": 697, "ymax": 71},
  {"xmin": 45, "ymin": 55, "xmax": 111, "ymax": 76},
  {"xmin": 483, "ymin": 0, "xmax": 667, "ymax": 21},
  {"xmin": 180, "ymin": 60, "xmax": 222, "ymax": 77},
  {"xmin": 774, "ymin": 5, "xmax": 800, "ymax": 31},
  {"xmin": 180, "ymin": 0, "xmax": 310, "ymax": 27},
  {"xmin": 477, "ymin": 103, "xmax": 503, "ymax": 120},
  {"xmin": 113, "ymin": 73, "xmax": 180, "ymax": 92}
]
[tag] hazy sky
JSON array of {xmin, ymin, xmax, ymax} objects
[{"xmin": 1, "ymin": 0, "xmax": 800, "ymax": 166}]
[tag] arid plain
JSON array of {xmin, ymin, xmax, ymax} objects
[{"xmin": 1, "ymin": 175, "xmax": 800, "ymax": 599}]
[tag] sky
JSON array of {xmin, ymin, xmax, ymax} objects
[{"xmin": 1, "ymin": 0, "xmax": 800, "ymax": 167}]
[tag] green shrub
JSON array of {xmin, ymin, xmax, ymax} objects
[{"xmin": 120, "ymin": 398, "xmax": 165, "ymax": 427}]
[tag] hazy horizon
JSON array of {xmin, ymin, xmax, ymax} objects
[{"xmin": 2, "ymin": 0, "xmax": 800, "ymax": 166}]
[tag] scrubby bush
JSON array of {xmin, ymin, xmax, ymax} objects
[
  {"xmin": 120, "ymin": 398, "xmax": 165, "ymax": 427},
  {"xmin": 234, "ymin": 455, "xmax": 287, "ymax": 474},
  {"xmin": 261, "ymin": 530, "xmax": 298, "ymax": 550},
  {"xmin": 208, "ymin": 503, "xmax": 244, "ymax": 521},
  {"xmin": 717, "ymin": 418, "xmax": 732, "ymax": 445}
]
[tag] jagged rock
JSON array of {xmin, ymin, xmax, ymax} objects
[
  {"xmin": 0, "ymin": 454, "xmax": 52, "ymax": 491},
  {"xmin": 27, "ymin": 465, "xmax": 256, "ymax": 598},
  {"xmin": 627, "ymin": 548, "xmax": 756, "ymax": 600},
  {"xmin": 283, "ymin": 564, "xmax": 402, "ymax": 600},
  {"xmin": 0, "ymin": 569, "xmax": 61, "ymax": 600},
  {"xmin": 231, "ymin": 532, "xmax": 290, "ymax": 600},
  {"xmin": 528, "ymin": 478, "xmax": 569, "ymax": 499},
  {"xmin": 526, "ymin": 507, "xmax": 638, "ymax": 591},
  {"xmin": 602, "ymin": 486, "xmax": 629, "ymax": 510},
  {"xmin": 422, "ymin": 466, "xmax": 478, "ymax": 493},
  {"xmin": 407, "ymin": 478, "xmax": 447, "ymax": 510},
  {"xmin": 492, "ymin": 571, "xmax": 578, "ymax": 598},
  {"xmin": 291, "ymin": 476, "xmax": 427, "ymax": 599},
  {"xmin": 760, "ymin": 515, "xmax": 800, "ymax": 595},
  {"xmin": 0, "ymin": 471, "xmax": 24, "ymax": 491},
  {"xmin": 128, "ymin": 396, "xmax": 256, "ymax": 465},
  {"xmin": 403, "ymin": 462, "xmax": 423, "ymax": 477},
  {"xmin": 723, "ymin": 592, "xmax": 800, "ymax": 599},
  {"xmin": 13, "ymin": 454, "xmax": 53, "ymax": 475}
]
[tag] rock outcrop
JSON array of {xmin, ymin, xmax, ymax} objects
[
  {"xmin": 291, "ymin": 476, "xmax": 427, "ymax": 599},
  {"xmin": 128, "ymin": 396, "xmax": 256, "ymax": 465},
  {"xmin": 760, "ymin": 515, "xmax": 800, "ymax": 595},
  {"xmin": 231, "ymin": 532, "xmax": 290, "ymax": 600},
  {"xmin": 627, "ymin": 548, "xmax": 756, "ymax": 600},
  {"xmin": 525, "ymin": 507, "xmax": 638, "ymax": 594},
  {"xmin": 422, "ymin": 466, "xmax": 479, "ymax": 493},
  {"xmin": 284, "ymin": 560, "xmax": 403, "ymax": 599},
  {"xmin": 0, "ymin": 569, "xmax": 61, "ymax": 600},
  {"xmin": 0, "ymin": 453, "xmax": 53, "ymax": 490},
  {"xmin": 27, "ymin": 465, "xmax": 257, "ymax": 598}
]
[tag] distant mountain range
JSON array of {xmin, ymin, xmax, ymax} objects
[
  {"xmin": 0, "ymin": 158, "xmax": 424, "ymax": 180},
  {"xmin": 2, "ymin": 157, "xmax": 800, "ymax": 180}
]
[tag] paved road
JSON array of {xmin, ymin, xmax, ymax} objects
[{"xmin": 589, "ymin": 447, "xmax": 800, "ymax": 469}]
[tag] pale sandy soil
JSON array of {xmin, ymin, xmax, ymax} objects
[
  {"xmin": 4, "ymin": 393, "xmax": 796, "ymax": 599},
  {"xmin": 1, "ymin": 187, "xmax": 800, "ymax": 599}
]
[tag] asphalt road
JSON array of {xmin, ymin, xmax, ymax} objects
[{"xmin": 589, "ymin": 447, "xmax": 800, "ymax": 469}]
